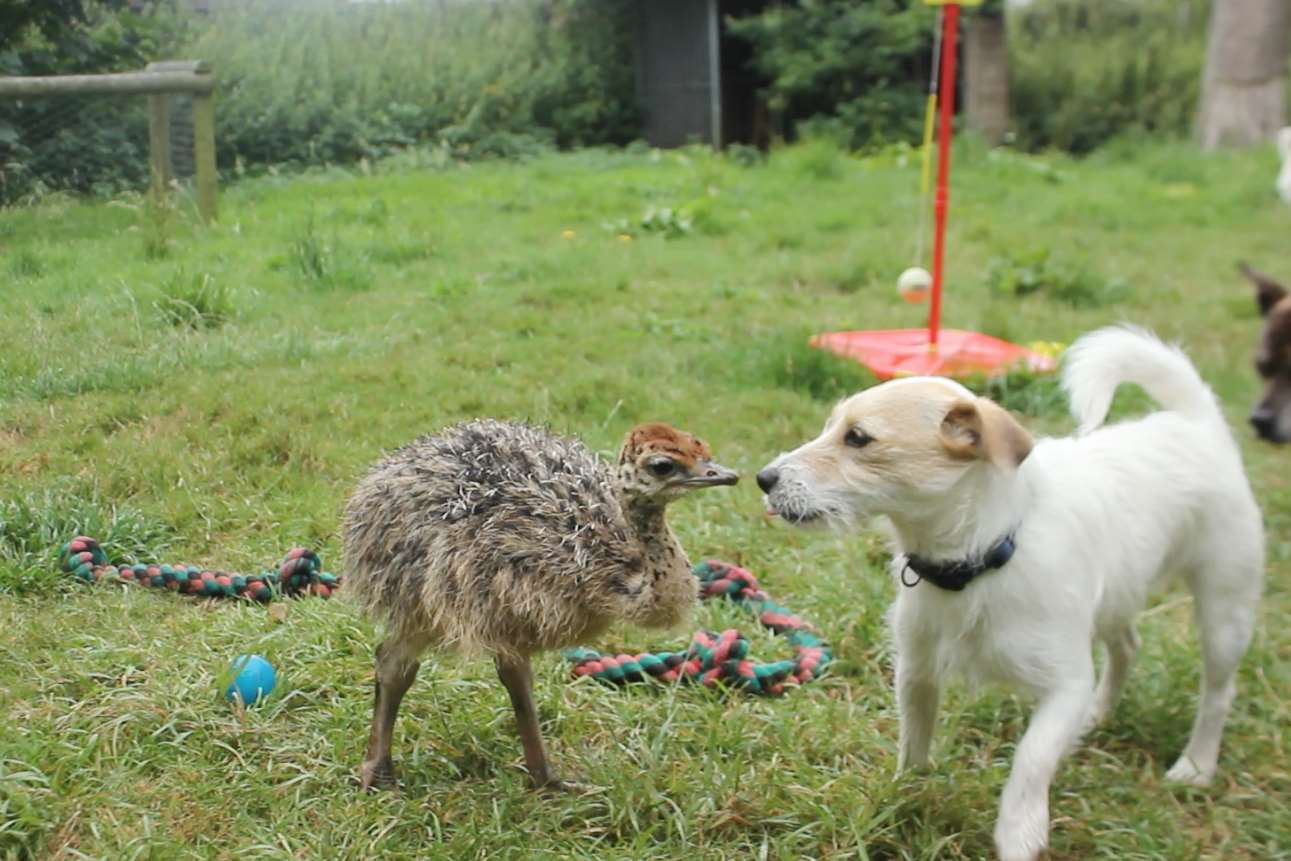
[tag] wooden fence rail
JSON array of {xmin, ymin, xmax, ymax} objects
[{"xmin": 0, "ymin": 60, "xmax": 218, "ymax": 222}]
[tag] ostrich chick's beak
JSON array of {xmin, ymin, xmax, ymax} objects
[{"xmin": 680, "ymin": 460, "xmax": 740, "ymax": 488}]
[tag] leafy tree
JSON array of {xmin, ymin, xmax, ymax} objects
[
  {"xmin": 0, "ymin": 1, "xmax": 177, "ymax": 78},
  {"xmin": 0, "ymin": 0, "xmax": 131, "ymax": 57},
  {"xmin": 727, "ymin": 0, "xmax": 934, "ymax": 148}
]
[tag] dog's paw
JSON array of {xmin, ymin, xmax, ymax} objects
[
  {"xmin": 1082, "ymin": 701, "xmax": 1110, "ymax": 732},
  {"xmin": 995, "ymin": 834, "xmax": 1046, "ymax": 861},
  {"xmin": 1165, "ymin": 756, "xmax": 1214, "ymax": 786},
  {"xmin": 995, "ymin": 806, "xmax": 1048, "ymax": 861}
]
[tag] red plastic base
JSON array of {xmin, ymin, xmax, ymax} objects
[{"xmin": 811, "ymin": 328, "xmax": 1056, "ymax": 380}]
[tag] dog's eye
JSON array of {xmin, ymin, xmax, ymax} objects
[
  {"xmin": 648, "ymin": 459, "xmax": 676, "ymax": 477},
  {"xmin": 844, "ymin": 428, "xmax": 873, "ymax": 448}
]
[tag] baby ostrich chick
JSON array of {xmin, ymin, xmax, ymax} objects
[{"xmin": 343, "ymin": 419, "xmax": 738, "ymax": 791}]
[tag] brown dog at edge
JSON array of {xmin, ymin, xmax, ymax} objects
[{"xmin": 1240, "ymin": 261, "xmax": 1291, "ymax": 442}]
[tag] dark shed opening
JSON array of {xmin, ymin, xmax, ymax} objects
[{"xmin": 635, "ymin": 0, "xmax": 772, "ymax": 149}]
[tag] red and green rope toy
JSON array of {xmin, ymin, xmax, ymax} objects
[
  {"xmin": 61, "ymin": 541, "xmax": 831, "ymax": 695},
  {"xmin": 59, "ymin": 536, "xmax": 340, "ymax": 601},
  {"xmin": 563, "ymin": 560, "xmax": 832, "ymax": 696}
]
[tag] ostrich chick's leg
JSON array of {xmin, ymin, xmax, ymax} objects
[
  {"xmin": 496, "ymin": 654, "xmax": 563, "ymax": 790},
  {"xmin": 360, "ymin": 638, "xmax": 421, "ymax": 791}
]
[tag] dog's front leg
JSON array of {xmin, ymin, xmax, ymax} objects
[
  {"xmin": 993, "ymin": 676, "xmax": 1093, "ymax": 861},
  {"xmin": 896, "ymin": 652, "xmax": 940, "ymax": 770}
]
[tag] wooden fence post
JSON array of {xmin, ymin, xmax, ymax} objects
[
  {"xmin": 145, "ymin": 60, "xmax": 216, "ymax": 223},
  {"xmin": 147, "ymin": 93, "xmax": 173, "ymax": 203},
  {"xmin": 192, "ymin": 90, "xmax": 217, "ymax": 223}
]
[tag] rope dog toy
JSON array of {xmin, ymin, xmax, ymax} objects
[
  {"xmin": 563, "ymin": 560, "xmax": 832, "ymax": 696},
  {"xmin": 60, "ymin": 541, "xmax": 831, "ymax": 696},
  {"xmin": 59, "ymin": 536, "xmax": 340, "ymax": 601}
]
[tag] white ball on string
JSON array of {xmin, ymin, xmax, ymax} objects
[{"xmin": 897, "ymin": 266, "xmax": 932, "ymax": 304}]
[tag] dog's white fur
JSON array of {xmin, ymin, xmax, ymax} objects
[
  {"xmin": 1278, "ymin": 127, "xmax": 1291, "ymax": 206},
  {"xmin": 760, "ymin": 327, "xmax": 1263, "ymax": 861}
]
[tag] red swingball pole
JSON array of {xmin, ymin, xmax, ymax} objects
[
  {"xmin": 809, "ymin": 0, "xmax": 1056, "ymax": 379},
  {"xmin": 928, "ymin": 1, "xmax": 959, "ymax": 350}
]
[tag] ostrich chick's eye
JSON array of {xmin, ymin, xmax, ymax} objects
[
  {"xmin": 648, "ymin": 459, "xmax": 677, "ymax": 477},
  {"xmin": 844, "ymin": 428, "xmax": 873, "ymax": 448}
]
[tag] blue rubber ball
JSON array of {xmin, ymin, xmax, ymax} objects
[{"xmin": 225, "ymin": 654, "xmax": 277, "ymax": 706}]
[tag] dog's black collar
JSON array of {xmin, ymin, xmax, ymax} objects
[{"xmin": 900, "ymin": 533, "xmax": 1017, "ymax": 592}]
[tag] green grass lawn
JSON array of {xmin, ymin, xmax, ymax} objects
[{"xmin": 2, "ymin": 139, "xmax": 1289, "ymax": 860}]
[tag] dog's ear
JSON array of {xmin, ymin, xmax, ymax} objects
[
  {"xmin": 940, "ymin": 398, "xmax": 1033, "ymax": 468},
  {"xmin": 1239, "ymin": 262, "xmax": 1287, "ymax": 317}
]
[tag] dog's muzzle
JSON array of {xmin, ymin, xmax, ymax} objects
[
  {"xmin": 760, "ymin": 466, "xmax": 830, "ymax": 525},
  {"xmin": 756, "ymin": 467, "xmax": 780, "ymax": 493},
  {"xmin": 1250, "ymin": 406, "xmax": 1288, "ymax": 443}
]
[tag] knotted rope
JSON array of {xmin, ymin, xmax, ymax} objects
[
  {"xmin": 563, "ymin": 560, "xmax": 831, "ymax": 696},
  {"xmin": 59, "ymin": 536, "xmax": 340, "ymax": 601},
  {"xmin": 60, "ymin": 541, "xmax": 831, "ymax": 694}
]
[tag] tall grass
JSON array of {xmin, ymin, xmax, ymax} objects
[
  {"xmin": 1008, "ymin": 0, "xmax": 1210, "ymax": 153},
  {"xmin": 154, "ymin": 269, "xmax": 236, "ymax": 329},
  {"xmin": 288, "ymin": 215, "xmax": 373, "ymax": 292},
  {"xmin": 187, "ymin": 0, "xmax": 636, "ymax": 170}
]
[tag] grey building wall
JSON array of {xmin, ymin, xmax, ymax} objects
[{"xmin": 636, "ymin": 0, "xmax": 721, "ymax": 148}]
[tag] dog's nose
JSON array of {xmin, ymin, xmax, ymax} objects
[
  {"xmin": 1250, "ymin": 408, "xmax": 1277, "ymax": 439},
  {"xmin": 756, "ymin": 467, "xmax": 780, "ymax": 493}
]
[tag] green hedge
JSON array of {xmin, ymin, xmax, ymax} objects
[
  {"xmin": 729, "ymin": 0, "xmax": 1211, "ymax": 154},
  {"xmin": 0, "ymin": 0, "xmax": 636, "ymax": 201},
  {"xmin": 190, "ymin": 0, "xmax": 636, "ymax": 170},
  {"xmin": 0, "ymin": 0, "xmax": 1228, "ymax": 203},
  {"xmin": 728, "ymin": 0, "xmax": 934, "ymax": 149},
  {"xmin": 1008, "ymin": 0, "xmax": 1209, "ymax": 154}
]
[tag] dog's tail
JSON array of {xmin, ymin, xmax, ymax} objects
[{"xmin": 1062, "ymin": 325, "xmax": 1221, "ymax": 435}]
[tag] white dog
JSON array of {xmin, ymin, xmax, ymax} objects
[{"xmin": 757, "ymin": 327, "xmax": 1262, "ymax": 861}]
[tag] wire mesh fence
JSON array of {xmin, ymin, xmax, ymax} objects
[
  {"xmin": 168, "ymin": 94, "xmax": 196, "ymax": 181},
  {"xmin": 0, "ymin": 90, "xmax": 198, "ymax": 206}
]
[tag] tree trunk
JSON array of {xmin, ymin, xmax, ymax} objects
[
  {"xmin": 1197, "ymin": 0, "xmax": 1291, "ymax": 150},
  {"xmin": 964, "ymin": 9, "xmax": 1009, "ymax": 146}
]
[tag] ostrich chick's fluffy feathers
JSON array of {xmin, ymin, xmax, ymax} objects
[{"xmin": 343, "ymin": 419, "xmax": 720, "ymax": 658}]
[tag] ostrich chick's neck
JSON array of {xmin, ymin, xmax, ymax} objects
[{"xmin": 621, "ymin": 494, "xmax": 688, "ymax": 578}]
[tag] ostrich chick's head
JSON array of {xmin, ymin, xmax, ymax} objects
[{"xmin": 616, "ymin": 422, "xmax": 738, "ymax": 504}]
